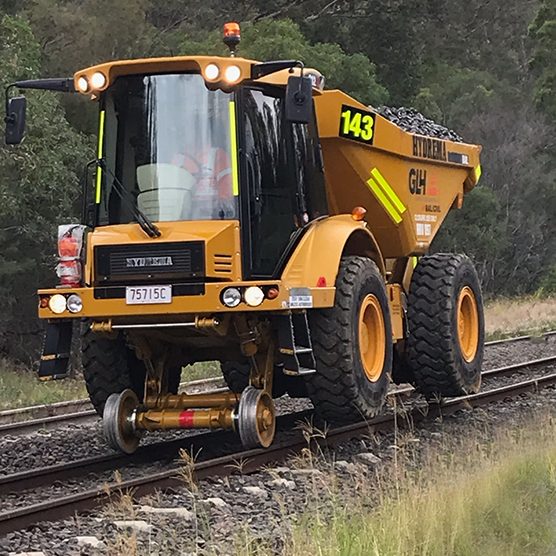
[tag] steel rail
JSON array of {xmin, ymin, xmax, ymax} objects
[
  {"xmin": 0, "ymin": 409, "xmax": 97, "ymax": 435},
  {"xmin": 1, "ymin": 331, "xmax": 552, "ymax": 430},
  {"xmin": 0, "ymin": 398, "xmax": 91, "ymax": 424},
  {"xmin": 484, "ymin": 329, "xmax": 556, "ymax": 346},
  {"xmin": 390, "ymin": 354, "xmax": 556, "ymax": 397},
  {"xmin": 1, "ymin": 355, "xmax": 555, "ymax": 535}
]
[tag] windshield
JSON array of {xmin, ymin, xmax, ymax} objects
[{"xmin": 98, "ymin": 73, "xmax": 238, "ymax": 224}]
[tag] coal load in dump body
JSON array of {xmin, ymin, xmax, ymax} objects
[{"xmin": 375, "ymin": 106, "xmax": 464, "ymax": 143}]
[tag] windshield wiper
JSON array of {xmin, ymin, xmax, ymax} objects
[{"xmin": 97, "ymin": 159, "xmax": 161, "ymax": 238}]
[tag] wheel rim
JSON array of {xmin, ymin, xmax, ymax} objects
[
  {"xmin": 103, "ymin": 389, "xmax": 141, "ymax": 454},
  {"xmin": 238, "ymin": 386, "xmax": 276, "ymax": 449},
  {"xmin": 457, "ymin": 286, "xmax": 479, "ymax": 362},
  {"xmin": 358, "ymin": 294, "xmax": 386, "ymax": 382},
  {"xmin": 255, "ymin": 391, "xmax": 276, "ymax": 448}
]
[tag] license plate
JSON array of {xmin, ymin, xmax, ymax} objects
[{"xmin": 125, "ymin": 285, "xmax": 172, "ymax": 305}]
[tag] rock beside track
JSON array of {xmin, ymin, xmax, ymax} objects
[{"xmin": 375, "ymin": 106, "xmax": 464, "ymax": 142}]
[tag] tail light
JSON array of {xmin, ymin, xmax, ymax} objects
[{"xmin": 56, "ymin": 225, "xmax": 86, "ymax": 288}]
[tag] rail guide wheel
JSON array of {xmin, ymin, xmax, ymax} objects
[
  {"xmin": 237, "ymin": 386, "xmax": 276, "ymax": 449},
  {"xmin": 103, "ymin": 389, "xmax": 142, "ymax": 454}
]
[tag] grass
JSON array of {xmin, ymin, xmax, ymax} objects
[
  {"xmin": 180, "ymin": 360, "xmax": 222, "ymax": 382},
  {"xmin": 289, "ymin": 417, "xmax": 556, "ymax": 556},
  {"xmin": 0, "ymin": 359, "xmax": 220, "ymax": 411},
  {"xmin": 484, "ymin": 295, "xmax": 556, "ymax": 340},
  {"xmin": 0, "ymin": 358, "xmax": 87, "ymax": 411}
]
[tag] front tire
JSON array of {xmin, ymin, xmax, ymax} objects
[
  {"xmin": 406, "ymin": 253, "xmax": 484, "ymax": 398},
  {"xmin": 81, "ymin": 324, "xmax": 181, "ymax": 416},
  {"xmin": 306, "ymin": 256, "xmax": 392, "ymax": 424}
]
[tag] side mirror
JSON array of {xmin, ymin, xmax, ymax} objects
[
  {"xmin": 5, "ymin": 95, "xmax": 27, "ymax": 145},
  {"xmin": 285, "ymin": 75, "xmax": 313, "ymax": 124}
]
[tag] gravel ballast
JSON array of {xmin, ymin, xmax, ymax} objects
[
  {"xmin": 376, "ymin": 105, "xmax": 464, "ymax": 142},
  {"xmin": 1, "ymin": 336, "xmax": 555, "ymax": 554}
]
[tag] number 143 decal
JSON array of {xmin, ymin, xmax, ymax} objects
[{"xmin": 339, "ymin": 105, "xmax": 376, "ymax": 144}]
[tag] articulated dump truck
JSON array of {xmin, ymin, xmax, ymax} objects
[{"xmin": 5, "ymin": 24, "xmax": 483, "ymax": 453}]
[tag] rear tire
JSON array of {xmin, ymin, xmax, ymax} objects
[
  {"xmin": 306, "ymin": 256, "xmax": 392, "ymax": 424},
  {"xmin": 406, "ymin": 253, "xmax": 484, "ymax": 398},
  {"xmin": 221, "ymin": 360, "xmax": 302, "ymax": 398},
  {"xmin": 221, "ymin": 360, "xmax": 250, "ymax": 394},
  {"xmin": 81, "ymin": 324, "xmax": 180, "ymax": 416}
]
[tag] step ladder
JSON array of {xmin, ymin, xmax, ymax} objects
[{"xmin": 276, "ymin": 312, "xmax": 316, "ymax": 376}]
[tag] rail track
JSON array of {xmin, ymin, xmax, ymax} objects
[
  {"xmin": 0, "ymin": 376, "xmax": 227, "ymax": 435},
  {"xmin": 1, "ymin": 352, "xmax": 555, "ymax": 536},
  {"xmin": 1, "ymin": 330, "xmax": 553, "ymax": 435}
]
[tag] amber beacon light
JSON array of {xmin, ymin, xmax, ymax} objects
[{"xmin": 223, "ymin": 22, "xmax": 241, "ymax": 55}]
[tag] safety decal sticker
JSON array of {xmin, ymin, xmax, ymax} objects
[
  {"xmin": 416, "ymin": 222, "xmax": 432, "ymax": 237},
  {"xmin": 288, "ymin": 288, "xmax": 313, "ymax": 309},
  {"xmin": 447, "ymin": 152, "xmax": 469, "ymax": 165}
]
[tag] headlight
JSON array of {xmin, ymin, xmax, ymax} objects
[
  {"xmin": 204, "ymin": 63, "xmax": 220, "ymax": 81},
  {"xmin": 76, "ymin": 76, "xmax": 89, "ymax": 92},
  {"xmin": 224, "ymin": 65, "xmax": 241, "ymax": 83},
  {"xmin": 67, "ymin": 294, "xmax": 83, "ymax": 314},
  {"xmin": 244, "ymin": 286, "xmax": 264, "ymax": 307},
  {"xmin": 222, "ymin": 287, "xmax": 241, "ymax": 308},
  {"xmin": 91, "ymin": 72, "xmax": 107, "ymax": 89},
  {"xmin": 48, "ymin": 294, "xmax": 67, "ymax": 314}
]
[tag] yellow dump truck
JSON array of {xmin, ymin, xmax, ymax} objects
[{"xmin": 5, "ymin": 23, "xmax": 483, "ymax": 453}]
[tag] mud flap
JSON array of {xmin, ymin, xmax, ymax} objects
[{"xmin": 38, "ymin": 320, "xmax": 73, "ymax": 380}]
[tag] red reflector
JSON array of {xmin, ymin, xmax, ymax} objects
[
  {"xmin": 266, "ymin": 287, "xmax": 279, "ymax": 300},
  {"xmin": 316, "ymin": 276, "xmax": 327, "ymax": 287},
  {"xmin": 39, "ymin": 296, "xmax": 49, "ymax": 308}
]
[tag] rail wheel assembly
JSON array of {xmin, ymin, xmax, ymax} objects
[
  {"xmin": 306, "ymin": 256, "xmax": 392, "ymax": 424},
  {"xmin": 101, "ymin": 333, "xmax": 278, "ymax": 453},
  {"xmin": 405, "ymin": 253, "xmax": 484, "ymax": 398}
]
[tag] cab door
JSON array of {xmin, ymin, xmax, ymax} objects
[{"xmin": 239, "ymin": 87, "xmax": 299, "ymax": 278}]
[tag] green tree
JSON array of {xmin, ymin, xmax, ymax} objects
[
  {"xmin": 0, "ymin": 14, "xmax": 90, "ymax": 360},
  {"xmin": 529, "ymin": 0, "xmax": 556, "ymax": 119}
]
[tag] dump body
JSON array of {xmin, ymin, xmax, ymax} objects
[{"xmin": 315, "ymin": 91, "xmax": 481, "ymax": 257}]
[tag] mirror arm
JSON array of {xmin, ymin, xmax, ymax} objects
[
  {"xmin": 251, "ymin": 59, "xmax": 304, "ymax": 79},
  {"xmin": 12, "ymin": 78, "xmax": 76, "ymax": 93}
]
